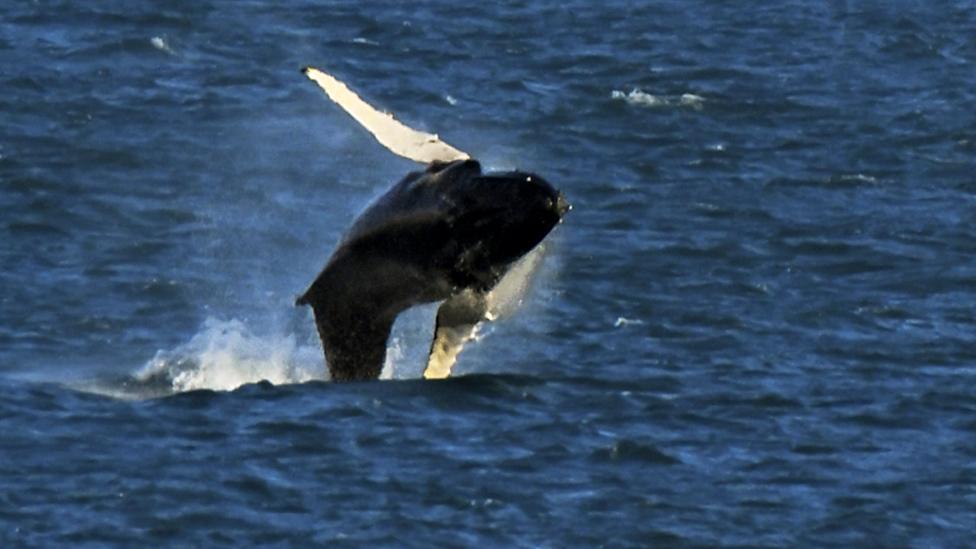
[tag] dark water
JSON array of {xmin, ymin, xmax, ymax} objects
[{"xmin": 3, "ymin": 1, "xmax": 975, "ymax": 546}]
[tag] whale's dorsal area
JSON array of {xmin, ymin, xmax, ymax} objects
[
  {"xmin": 302, "ymin": 66, "xmax": 469, "ymax": 164},
  {"xmin": 298, "ymin": 67, "xmax": 567, "ymax": 382}
]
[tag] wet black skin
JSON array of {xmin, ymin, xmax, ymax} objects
[{"xmin": 297, "ymin": 159, "xmax": 568, "ymax": 381}]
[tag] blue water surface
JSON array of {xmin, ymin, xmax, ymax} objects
[{"xmin": 2, "ymin": 1, "xmax": 975, "ymax": 546}]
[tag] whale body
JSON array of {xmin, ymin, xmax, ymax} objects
[
  {"xmin": 297, "ymin": 159, "xmax": 568, "ymax": 381},
  {"xmin": 297, "ymin": 66, "xmax": 568, "ymax": 381}
]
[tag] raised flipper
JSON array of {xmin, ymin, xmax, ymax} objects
[
  {"xmin": 302, "ymin": 66, "xmax": 469, "ymax": 164},
  {"xmin": 423, "ymin": 290, "xmax": 488, "ymax": 379}
]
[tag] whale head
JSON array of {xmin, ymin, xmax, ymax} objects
[{"xmin": 415, "ymin": 159, "xmax": 568, "ymax": 289}]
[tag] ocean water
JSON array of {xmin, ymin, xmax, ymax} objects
[{"xmin": 2, "ymin": 1, "xmax": 975, "ymax": 546}]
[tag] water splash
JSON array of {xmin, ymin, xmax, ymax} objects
[
  {"xmin": 133, "ymin": 318, "xmax": 325, "ymax": 394},
  {"xmin": 381, "ymin": 337, "xmax": 403, "ymax": 380},
  {"xmin": 110, "ymin": 246, "xmax": 554, "ymax": 396}
]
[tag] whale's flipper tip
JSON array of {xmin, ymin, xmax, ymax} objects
[{"xmin": 300, "ymin": 65, "xmax": 469, "ymax": 164}]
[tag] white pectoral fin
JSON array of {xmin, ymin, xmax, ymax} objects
[
  {"xmin": 302, "ymin": 66, "xmax": 470, "ymax": 164},
  {"xmin": 424, "ymin": 323, "xmax": 479, "ymax": 380},
  {"xmin": 424, "ymin": 290, "xmax": 488, "ymax": 379},
  {"xmin": 423, "ymin": 246, "xmax": 549, "ymax": 380}
]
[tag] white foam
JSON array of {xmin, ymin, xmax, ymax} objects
[
  {"xmin": 679, "ymin": 93, "xmax": 705, "ymax": 108},
  {"xmin": 837, "ymin": 173, "xmax": 878, "ymax": 184},
  {"xmin": 612, "ymin": 89, "xmax": 666, "ymax": 107},
  {"xmin": 135, "ymin": 318, "xmax": 325, "ymax": 393},
  {"xmin": 614, "ymin": 317, "xmax": 644, "ymax": 328},
  {"xmin": 150, "ymin": 36, "xmax": 176, "ymax": 55},
  {"xmin": 611, "ymin": 88, "xmax": 705, "ymax": 110}
]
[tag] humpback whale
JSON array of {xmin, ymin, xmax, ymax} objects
[{"xmin": 297, "ymin": 67, "xmax": 569, "ymax": 382}]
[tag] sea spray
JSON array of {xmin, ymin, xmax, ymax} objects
[{"xmin": 135, "ymin": 317, "xmax": 324, "ymax": 393}]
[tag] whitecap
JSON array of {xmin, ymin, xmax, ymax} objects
[
  {"xmin": 611, "ymin": 88, "xmax": 705, "ymax": 110},
  {"xmin": 150, "ymin": 36, "xmax": 176, "ymax": 55},
  {"xmin": 847, "ymin": 174, "xmax": 877, "ymax": 183},
  {"xmin": 679, "ymin": 93, "xmax": 705, "ymax": 108},
  {"xmin": 611, "ymin": 88, "xmax": 667, "ymax": 107},
  {"xmin": 614, "ymin": 317, "xmax": 644, "ymax": 328},
  {"xmin": 835, "ymin": 173, "xmax": 878, "ymax": 184}
]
